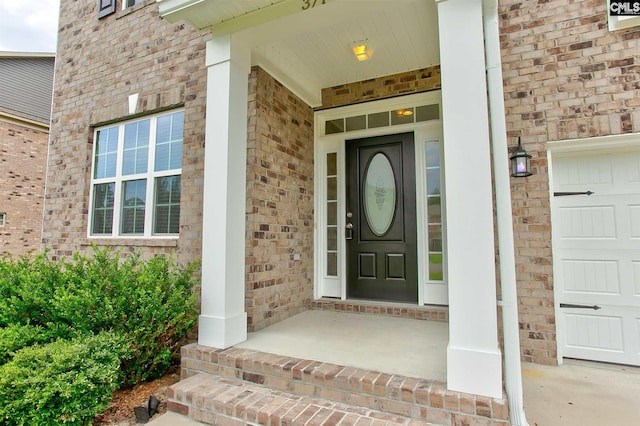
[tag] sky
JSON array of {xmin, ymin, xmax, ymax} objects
[{"xmin": 0, "ymin": 0, "xmax": 61, "ymax": 53}]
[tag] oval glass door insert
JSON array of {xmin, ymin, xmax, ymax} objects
[{"xmin": 364, "ymin": 153, "xmax": 396, "ymax": 236}]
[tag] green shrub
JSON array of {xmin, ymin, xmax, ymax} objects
[
  {"xmin": 0, "ymin": 248, "xmax": 200, "ymax": 385},
  {"xmin": 0, "ymin": 253, "xmax": 65, "ymax": 328},
  {"xmin": 0, "ymin": 332, "xmax": 129, "ymax": 425},
  {"xmin": 0, "ymin": 324, "xmax": 57, "ymax": 365}
]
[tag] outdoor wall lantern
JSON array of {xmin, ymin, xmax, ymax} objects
[{"xmin": 510, "ymin": 137, "xmax": 532, "ymax": 177}]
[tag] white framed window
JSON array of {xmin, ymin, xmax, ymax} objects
[
  {"xmin": 89, "ymin": 110, "xmax": 183, "ymax": 238},
  {"xmin": 0, "ymin": 212, "xmax": 5, "ymax": 227}
]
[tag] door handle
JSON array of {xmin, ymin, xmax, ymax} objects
[
  {"xmin": 345, "ymin": 222, "xmax": 353, "ymax": 240},
  {"xmin": 559, "ymin": 303, "xmax": 602, "ymax": 310},
  {"xmin": 553, "ymin": 191, "xmax": 594, "ymax": 197}
]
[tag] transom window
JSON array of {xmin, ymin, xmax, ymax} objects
[{"xmin": 89, "ymin": 110, "xmax": 183, "ymax": 238}]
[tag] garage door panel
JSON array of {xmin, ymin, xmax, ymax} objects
[
  {"xmin": 564, "ymin": 312, "xmax": 624, "ymax": 352},
  {"xmin": 554, "ymin": 156, "xmax": 614, "ymax": 187},
  {"xmin": 634, "ymin": 262, "xmax": 640, "ymax": 296},
  {"xmin": 623, "ymin": 151, "xmax": 640, "ymax": 183},
  {"xmin": 558, "ymin": 205, "xmax": 616, "ymax": 239},
  {"xmin": 630, "ymin": 205, "xmax": 640, "ymax": 238},
  {"xmin": 561, "ymin": 308, "xmax": 640, "ymax": 364},
  {"xmin": 557, "ymin": 250, "xmax": 639, "ymax": 301},
  {"xmin": 561, "ymin": 259, "xmax": 620, "ymax": 294},
  {"xmin": 555, "ymin": 152, "xmax": 640, "ymax": 195}
]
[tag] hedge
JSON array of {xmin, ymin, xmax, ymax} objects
[
  {"xmin": 0, "ymin": 248, "xmax": 200, "ymax": 385},
  {"xmin": 0, "ymin": 332, "xmax": 129, "ymax": 425}
]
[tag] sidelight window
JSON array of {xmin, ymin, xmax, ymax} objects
[
  {"xmin": 425, "ymin": 141, "xmax": 444, "ymax": 281},
  {"xmin": 326, "ymin": 152, "xmax": 338, "ymax": 276}
]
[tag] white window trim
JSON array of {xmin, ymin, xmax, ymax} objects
[
  {"xmin": 88, "ymin": 110, "xmax": 183, "ymax": 239},
  {"xmin": 313, "ymin": 91, "xmax": 447, "ymax": 305}
]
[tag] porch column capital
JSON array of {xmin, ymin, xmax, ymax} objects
[
  {"xmin": 437, "ymin": 0, "xmax": 503, "ymax": 399},
  {"xmin": 198, "ymin": 36, "xmax": 250, "ymax": 349},
  {"xmin": 206, "ymin": 34, "xmax": 251, "ymax": 71}
]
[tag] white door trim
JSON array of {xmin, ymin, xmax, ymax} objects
[{"xmin": 313, "ymin": 91, "xmax": 445, "ymax": 306}]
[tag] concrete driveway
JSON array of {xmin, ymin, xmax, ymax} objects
[{"xmin": 522, "ymin": 360, "xmax": 640, "ymax": 426}]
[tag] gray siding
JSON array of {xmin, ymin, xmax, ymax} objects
[{"xmin": 0, "ymin": 56, "xmax": 55, "ymax": 124}]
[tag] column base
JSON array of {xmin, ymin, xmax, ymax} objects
[
  {"xmin": 198, "ymin": 312, "xmax": 247, "ymax": 349},
  {"xmin": 447, "ymin": 344, "xmax": 503, "ymax": 398}
]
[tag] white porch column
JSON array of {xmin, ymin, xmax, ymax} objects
[
  {"xmin": 437, "ymin": 0, "xmax": 503, "ymax": 398},
  {"xmin": 198, "ymin": 35, "xmax": 251, "ymax": 349}
]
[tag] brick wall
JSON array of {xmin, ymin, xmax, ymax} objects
[
  {"xmin": 43, "ymin": 0, "xmax": 210, "ymax": 264},
  {"xmin": 0, "ymin": 120, "xmax": 48, "ymax": 256},
  {"xmin": 500, "ymin": 0, "xmax": 640, "ymax": 364},
  {"xmin": 321, "ymin": 66, "xmax": 441, "ymax": 109},
  {"xmin": 245, "ymin": 67, "xmax": 315, "ymax": 331}
]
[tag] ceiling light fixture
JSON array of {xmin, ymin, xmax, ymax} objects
[
  {"xmin": 352, "ymin": 41, "xmax": 373, "ymax": 61},
  {"xmin": 396, "ymin": 109, "xmax": 413, "ymax": 117}
]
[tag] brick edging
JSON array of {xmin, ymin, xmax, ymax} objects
[{"xmin": 311, "ymin": 300, "xmax": 448, "ymax": 322}]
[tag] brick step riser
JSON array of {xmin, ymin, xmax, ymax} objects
[
  {"xmin": 177, "ymin": 344, "xmax": 510, "ymax": 425},
  {"xmin": 168, "ymin": 374, "xmax": 426, "ymax": 426}
]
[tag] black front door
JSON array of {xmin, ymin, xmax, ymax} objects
[{"xmin": 346, "ymin": 132, "xmax": 417, "ymax": 303}]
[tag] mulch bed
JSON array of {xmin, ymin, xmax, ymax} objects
[{"xmin": 93, "ymin": 367, "xmax": 181, "ymax": 425}]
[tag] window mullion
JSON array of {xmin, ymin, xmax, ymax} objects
[
  {"xmin": 145, "ymin": 117, "xmax": 158, "ymax": 237},
  {"xmin": 113, "ymin": 125, "xmax": 125, "ymax": 237}
]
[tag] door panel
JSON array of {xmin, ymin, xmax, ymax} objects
[{"xmin": 346, "ymin": 133, "xmax": 417, "ymax": 302}]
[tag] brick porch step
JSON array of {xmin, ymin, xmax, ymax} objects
[
  {"xmin": 170, "ymin": 344, "xmax": 510, "ymax": 425},
  {"xmin": 168, "ymin": 373, "xmax": 427, "ymax": 425}
]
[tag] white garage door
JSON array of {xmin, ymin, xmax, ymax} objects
[{"xmin": 552, "ymin": 149, "xmax": 640, "ymax": 366}]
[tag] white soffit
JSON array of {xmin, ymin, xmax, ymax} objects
[
  {"xmin": 158, "ymin": 0, "xmax": 289, "ymax": 30},
  {"xmin": 159, "ymin": 0, "xmax": 440, "ymax": 107}
]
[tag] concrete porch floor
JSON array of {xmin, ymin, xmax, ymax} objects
[{"xmin": 235, "ymin": 310, "xmax": 448, "ymax": 382}]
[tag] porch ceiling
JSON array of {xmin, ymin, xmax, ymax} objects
[{"xmin": 158, "ymin": 0, "xmax": 440, "ymax": 107}]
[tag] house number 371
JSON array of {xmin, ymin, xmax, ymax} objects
[{"xmin": 302, "ymin": 0, "xmax": 326, "ymax": 10}]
